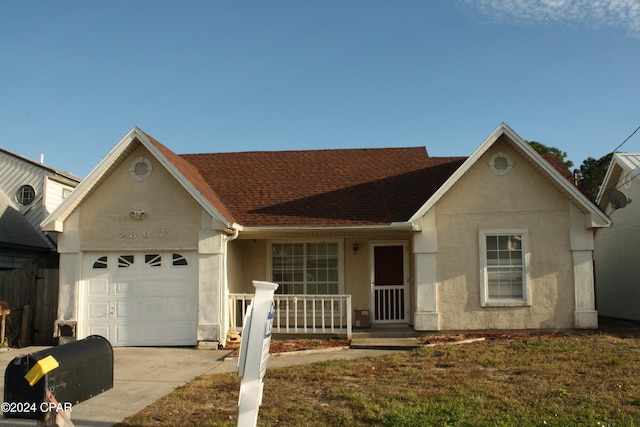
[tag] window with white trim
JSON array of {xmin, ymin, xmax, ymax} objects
[
  {"xmin": 16, "ymin": 185, "xmax": 36, "ymax": 205},
  {"xmin": 479, "ymin": 230, "xmax": 530, "ymax": 306},
  {"xmin": 271, "ymin": 242, "xmax": 340, "ymax": 295}
]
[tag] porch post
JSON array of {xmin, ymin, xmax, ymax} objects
[
  {"xmin": 570, "ymin": 205, "xmax": 598, "ymax": 329},
  {"xmin": 413, "ymin": 210, "xmax": 439, "ymax": 331},
  {"xmin": 198, "ymin": 228, "xmax": 224, "ymax": 343}
]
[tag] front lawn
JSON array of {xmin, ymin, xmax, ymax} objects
[{"xmin": 117, "ymin": 332, "xmax": 640, "ymax": 426}]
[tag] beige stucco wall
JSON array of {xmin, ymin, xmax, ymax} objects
[
  {"xmin": 56, "ymin": 145, "xmax": 226, "ymax": 342},
  {"xmin": 429, "ymin": 140, "xmax": 578, "ymax": 330},
  {"xmin": 79, "ymin": 147, "xmax": 202, "ymax": 251},
  {"xmin": 595, "ymin": 174, "xmax": 640, "ymax": 321},
  {"xmin": 228, "ymin": 239, "xmax": 269, "ymax": 293}
]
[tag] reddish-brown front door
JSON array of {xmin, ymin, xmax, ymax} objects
[{"xmin": 371, "ymin": 242, "xmax": 409, "ymax": 324}]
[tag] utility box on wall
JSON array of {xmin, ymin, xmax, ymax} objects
[{"xmin": 354, "ymin": 310, "xmax": 370, "ymax": 328}]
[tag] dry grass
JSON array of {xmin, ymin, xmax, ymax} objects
[{"xmin": 116, "ymin": 331, "xmax": 640, "ymax": 426}]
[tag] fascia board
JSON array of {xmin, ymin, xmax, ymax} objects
[
  {"xmin": 42, "ymin": 127, "xmax": 142, "ymax": 231},
  {"xmin": 595, "ymin": 154, "xmax": 620, "ymax": 206},
  {"xmin": 507, "ymin": 129, "xmax": 610, "ymax": 228},
  {"xmin": 134, "ymin": 131, "xmax": 233, "ymax": 230},
  {"xmin": 409, "ymin": 123, "xmax": 508, "ymax": 222},
  {"xmin": 492, "ymin": 124, "xmax": 611, "ymax": 228}
]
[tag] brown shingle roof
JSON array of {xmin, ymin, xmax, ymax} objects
[
  {"xmin": 542, "ymin": 154, "xmax": 573, "ymax": 181},
  {"xmin": 181, "ymin": 148, "xmax": 465, "ymax": 227}
]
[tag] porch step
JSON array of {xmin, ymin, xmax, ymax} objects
[
  {"xmin": 350, "ymin": 337, "xmax": 421, "ymax": 350},
  {"xmin": 351, "ymin": 326, "xmax": 421, "ymax": 339}
]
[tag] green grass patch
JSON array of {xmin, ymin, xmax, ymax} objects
[{"xmin": 117, "ymin": 334, "xmax": 640, "ymax": 427}]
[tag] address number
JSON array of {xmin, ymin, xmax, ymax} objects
[{"xmin": 119, "ymin": 229, "xmax": 166, "ymax": 239}]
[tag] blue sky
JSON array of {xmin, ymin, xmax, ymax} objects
[{"xmin": 1, "ymin": 0, "xmax": 639, "ymax": 178}]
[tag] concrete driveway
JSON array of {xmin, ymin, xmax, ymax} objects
[{"xmin": 0, "ymin": 346, "xmax": 234, "ymax": 427}]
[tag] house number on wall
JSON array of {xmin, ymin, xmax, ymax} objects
[{"xmin": 118, "ymin": 229, "xmax": 166, "ymax": 239}]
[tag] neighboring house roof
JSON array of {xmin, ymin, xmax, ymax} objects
[
  {"xmin": 0, "ymin": 147, "xmax": 80, "ymax": 251},
  {"xmin": 0, "ymin": 189, "xmax": 55, "ymax": 251},
  {"xmin": 596, "ymin": 152, "xmax": 640, "ymax": 210},
  {"xmin": 0, "ymin": 147, "xmax": 81, "ymax": 184},
  {"xmin": 42, "ymin": 123, "xmax": 610, "ymax": 233}
]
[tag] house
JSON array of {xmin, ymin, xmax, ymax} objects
[
  {"xmin": 594, "ymin": 153, "xmax": 639, "ymax": 321},
  {"xmin": 41, "ymin": 123, "xmax": 610, "ymax": 347},
  {"xmin": 0, "ymin": 148, "xmax": 81, "ymax": 344}
]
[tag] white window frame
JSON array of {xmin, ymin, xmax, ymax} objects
[
  {"xmin": 479, "ymin": 229, "xmax": 531, "ymax": 307},
  {"xmin": 267, "ymin": 239, "xmax": 344, "ymax": 295}
]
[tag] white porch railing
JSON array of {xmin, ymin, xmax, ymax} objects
[
  {"xmin": 373, "ymin": 285, "xmax": 407, "ymax": 322},
  {"xmin": 229, "ymin": 293, "xmax": 352, "ymax": 339}
]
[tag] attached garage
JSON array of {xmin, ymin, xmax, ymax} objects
[{"xmin": 82, "ymin": 251, "xmax": 198, "ymax": 346}]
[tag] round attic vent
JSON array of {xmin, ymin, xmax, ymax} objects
[
  {"xmin": 129, "ymin": 157, "xmax": 153, "ymax": 181},
  {"xmin": 489, "ymin": 151, "xmax": 513, "ymax": 176}
]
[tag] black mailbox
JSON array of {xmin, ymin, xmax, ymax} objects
[{"xmin": 3, "ymin": 335, "xmax": 113, "ymax": 420}]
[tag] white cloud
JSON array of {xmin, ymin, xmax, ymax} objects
[{"xmin": 461, "ymin": 0, "xmax": 640, "ymax": 38}]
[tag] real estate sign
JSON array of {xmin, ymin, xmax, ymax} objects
[{"xmin": 237, "ymin": 280, "xmax": 278, "ymax": 427}]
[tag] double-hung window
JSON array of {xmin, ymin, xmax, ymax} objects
[
  {"xmin": 479, "ymin": 229, "xmax": 530, "ymax": 307},
  {"xmin": 271, "ymin": 242, "xmax": 341, "ymax": 295}
]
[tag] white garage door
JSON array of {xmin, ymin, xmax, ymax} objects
[{"xmin": 83, "ymin": 251, "xmax": 198, "ymax": 346}]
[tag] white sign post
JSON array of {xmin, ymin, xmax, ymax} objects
[{"xmin": 237, "ymin": 280, "xmax": 278, "ymax": 427}]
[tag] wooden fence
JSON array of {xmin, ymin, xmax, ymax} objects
[{"xmin": 0, "ymin": 259, "xmax": 58, "ymax": 346}]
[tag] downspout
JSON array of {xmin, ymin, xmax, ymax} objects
[{"xmin": 220, "ymin": 224, "xmax": 241, "ymax": 347}]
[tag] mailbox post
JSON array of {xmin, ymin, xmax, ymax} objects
[{"xmin": 237, "ymin": 280, "xmax": 278, "ymax": 427}]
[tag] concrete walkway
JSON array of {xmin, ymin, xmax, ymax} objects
[{"xmin": 0, "ymin": 341, "xmax": 408, "ymax": 427}]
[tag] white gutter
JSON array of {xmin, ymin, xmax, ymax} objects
[{"xmin": 237, "ymin": 221, "xmax": 418, "ymax": 236}]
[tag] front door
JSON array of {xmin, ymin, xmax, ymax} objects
[{"xmin": 370, "ymin": 241, "xmax": 409, "ymax": 324}]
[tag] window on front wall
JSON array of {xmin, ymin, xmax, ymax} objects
[
  {"xmin": 271, "ymin": 242, "xmax": 340, "ymax": 295},
  {"xmin": 479, "ymin": 230, "xmax": 530, "ymax": 307}
]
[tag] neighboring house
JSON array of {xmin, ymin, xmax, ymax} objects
[
  {"xmin": 42, "ymin": 123, "xmax": 610, "ymax": 347},
  {"xmin": 594, "ymin": 153, "xmax": 640, "ymax": 321},
  {"xmin": 0, "ymin": 148, "xmax": 81, "ymax": 344}
]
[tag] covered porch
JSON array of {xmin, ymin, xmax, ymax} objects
[{"xmin": 228, "ymin": 291, "xmax": 417, "ymax": 340}]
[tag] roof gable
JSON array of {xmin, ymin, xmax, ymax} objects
[
  {"xmin": 410, "ymin": 123, "xmax": 610, "ymax": 228},
  {"xmin": 42, "ymin": 127, "xmax": 234, "ymax": 232},
  {"xmin": 596, "ymin": 152, "xmax": 640, "ymax": 210}
]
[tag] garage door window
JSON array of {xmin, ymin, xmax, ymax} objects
[
  {"xmin": 118, "ymin": 255, "xmax": 134, "ymax": 268},
  {"xmin": 93, "ymin": 256, "xmax": 108, "ymax": 269},
  {"xmin": 145, "ymin": 254, "xmax": 162, "ymax": 267},
  {"xmin": 91, "ymin": 253, "xmax": 189, "ymax": 270},
  {"xmin": 172, "ymin": 254, "xmax": 188, "ymax": 266}
]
